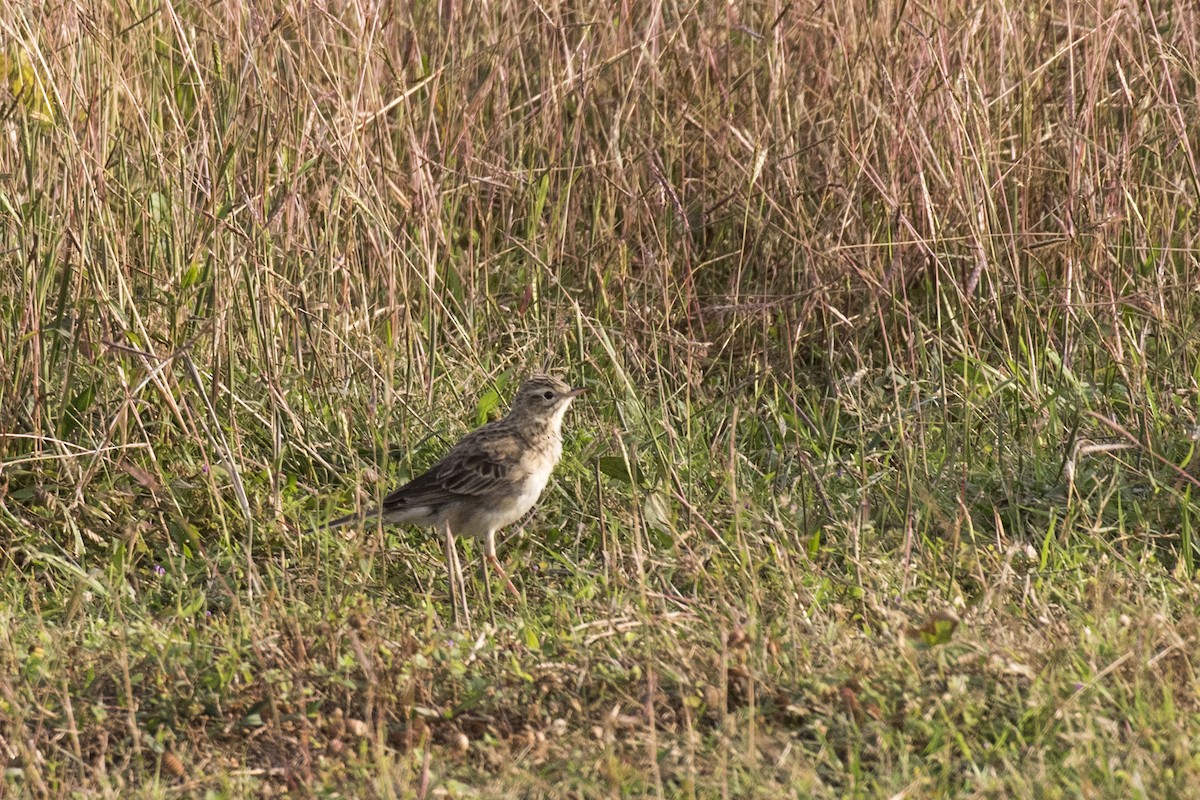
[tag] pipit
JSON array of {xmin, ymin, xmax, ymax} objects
[{"xmin": 326, "ymin": 375, "xmax": 587, "ymax": 624}]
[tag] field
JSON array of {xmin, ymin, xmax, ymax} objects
[{"xmin": 3, "ymin": 1, "xmax": 1200, "ymax": 796}]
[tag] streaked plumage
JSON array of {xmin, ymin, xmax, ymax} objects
[{"xmin": 326, "ymin": 375, "xmax": 586, "ymax": 622}]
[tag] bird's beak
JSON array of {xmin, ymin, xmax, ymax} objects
[{"xmin": 567, "ymin": 386, "xmax": 589, "ymax": 398}]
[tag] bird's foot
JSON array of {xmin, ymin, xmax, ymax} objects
[{"xmin": 486, "ymin": 555, "xmax": 521, "ymax": 598}]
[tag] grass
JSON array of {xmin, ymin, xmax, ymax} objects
[{"xmin": 2, "ymin": 0, "xmax": 1200, "ymax": 796}]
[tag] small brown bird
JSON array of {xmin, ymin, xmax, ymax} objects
[{"xmin": 327, "ymin": 375, "xmax": 587, "ymax": 624}]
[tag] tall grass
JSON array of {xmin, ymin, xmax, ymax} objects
[{"xmin": 2, "ymin": 0, "xmax": 1199, "ymax": 796}]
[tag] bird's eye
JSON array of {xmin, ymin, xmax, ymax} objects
[{"xmin": 543, "ymin": 390, "xmax": 555, "ymax": 400}]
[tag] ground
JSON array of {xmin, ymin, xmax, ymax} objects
[{"xmin": 2, "ymin": 1, "xmax": 1200, "ymax": 797}]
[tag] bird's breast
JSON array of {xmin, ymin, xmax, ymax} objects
[
  {"xmin": 487, "ymin": 451, "xmax": 554, "ymax": 527},
  {"xmin": 513, "ymin": 462, "xmax": 553, "ymax": 513}
]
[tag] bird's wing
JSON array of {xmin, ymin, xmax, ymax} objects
[{"xmin": 379, "ymin": 426, "xmax": 525, "ymax": 512}]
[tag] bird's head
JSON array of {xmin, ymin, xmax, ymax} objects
[{"xmin": 509, "ymin": 374, "xmax": 587, "ymax": 428}]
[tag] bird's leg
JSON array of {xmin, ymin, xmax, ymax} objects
[
  {"xmin": 442, "ymin": 521, "xmax": 459, "ymax": 624},
  {"xmin": 484, "ymin": 530, "xmax": 520, "ymax": 598},
  {"xmin": 481, "ymin": 548, "xmax": 497, "ymax": 628},
  {"xmin": 453, "ymin": 540, "xmax": 472, "ymax": 628},
  {"xmin": 443, "ymin": 522, "xmax": 471, "ymax": 628}
]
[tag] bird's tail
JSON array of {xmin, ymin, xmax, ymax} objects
[{"xmin": 323, "ymin": 507, "xmax": 378, "ymax": 530}]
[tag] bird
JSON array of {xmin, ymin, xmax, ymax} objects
[{"xmin": 326, "ymin": 374, "xmax": 587, "ymax": 625}]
